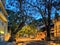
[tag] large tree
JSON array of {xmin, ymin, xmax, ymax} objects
[
  {"xmin": 5, "ymin": 0, "xmax": 35, "ymax": 41},
  {"xmin": 23, "ymin": 0, "xmax": 60, "ymax": 40},
  {"xmin": 5, "ymin": 0, "xmax": 60, "ymax": 41}
]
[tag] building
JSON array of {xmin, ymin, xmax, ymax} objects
[
  {"xmin": 0, "ymin": 0, "xmax": 8, "ymax": 41},
  {"xmin": 53, "ymin": 17, "xmax": 60, "ymax": 37}
]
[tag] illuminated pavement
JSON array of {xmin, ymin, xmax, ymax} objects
[
  {"xmin": 0, "ymin": 40, "xmax": 60, "ymax": 45},
  {"xmin": 17, "ymin": 40, "xmax": 60, "ymax": 45}
]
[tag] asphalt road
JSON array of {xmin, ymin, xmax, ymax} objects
[
  {"xmin": 16, "ymin": 41, "xmax": 48, "ymax": 45},
  {"xmin": 17, "ymin": 40, "xmax": 60, "ymax": 45},
  {"xmin": 0, "ymin": 40, "xmax": 60, "ymax": 45},
  {"xmin": 0, "ymin": 41, "xmax": 48, "ymax": 45}
]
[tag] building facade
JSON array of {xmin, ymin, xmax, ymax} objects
[
  {"xmin": 54, "ymin": 17, "xmax": 60, "ymax": 37},
  {"xmin": 0, "ymin": 0, "xmax": 8, "ymax": 41}
]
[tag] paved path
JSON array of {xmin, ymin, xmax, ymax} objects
[
  {"xmin": 17, "ymin": 40, "xmax": 60, "ymax": 45},
  {"xmin": 0, "ymin": 42, "xmax": 16, "ymax": 45},
  {"xmin": 0, "ymin": 40, "xmax": 60, "ymax": 45}
]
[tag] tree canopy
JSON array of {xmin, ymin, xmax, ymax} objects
[
  {"xmin": 16, "ymin": 24, "xmax": 37, "ymax": 38},
  {"xmin": 4, "ymin": 0, "xmax": 60, "ymax": 41}
]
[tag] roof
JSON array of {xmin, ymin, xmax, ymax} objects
[{"xmin": 0, "ymin": 12, "xmax": 7, "ymax": 22}]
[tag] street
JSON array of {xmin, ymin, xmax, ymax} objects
[
  {"xmin": 0, "ymin": 42, "xmax": 16, "ymax": 45},
  {"xmin": 0, "ymin": 40, "xmax": 60, "ymax": 45}
]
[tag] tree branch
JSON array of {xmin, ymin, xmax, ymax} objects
[
  {"xmin": 25, "ymin": 2, "xmax": 47, "ymax": 25},
  {"xmin": 52, "ymin": 1, "xmax": 60, "ymax": 10}
]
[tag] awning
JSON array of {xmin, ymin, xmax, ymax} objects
[{"xmin": 0, "ymin": 12, "xmax": 7, "ymax": 22}]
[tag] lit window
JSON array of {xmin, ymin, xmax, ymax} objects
[
  {"xmin": 51, "ymin": 33, "xmax": 54, "ymax": 37},
  {"xmin": 59, "ymin": 25, "xmax": 60, "ymax": 29},
  {"xmin": 55, "ymin": 26, "xmax": 57, "ymax": 30}
]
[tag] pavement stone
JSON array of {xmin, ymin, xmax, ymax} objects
[{"xmin": 0, "ymin": 42, "xmax": 16, "ymax": 45}]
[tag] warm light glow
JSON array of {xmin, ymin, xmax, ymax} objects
[
  {"xmin": 54, "ymin": 20, "xmax": 60, "ymax": 37},
  {"xmin": 4, "ymin": 33, "xmax": 11, "ymax": 41},
  {"xmin": 15, "ymin": 32, "xmax": 45, "ymax": 42},
  {"xmin": 0, "ymin": 30, "xmax": 4, "ymax": 34},
  {"xmin": 0, "ymin": 12, "xmax": 7, "ymax": 22}
]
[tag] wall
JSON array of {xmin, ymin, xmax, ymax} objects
[{"xmin": 54, "ymin": 20, "xmax": 60, "ymax": 37}]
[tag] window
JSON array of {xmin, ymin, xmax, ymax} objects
[
  {"xmin": 55, "ymin": 26, "xmax": 57, "ymax": 30},
  {"xmin": 0, "ymin": 19, "xmax": 4, "ymax": 34},
  {"xmin": 59, "ymin": 25, "xmax": 60, "ymax": 29},
  {"xmin": 51, "ymin": 33, "xmax": 54, "ymax": 37}
]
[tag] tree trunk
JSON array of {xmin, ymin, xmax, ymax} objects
[
  {"xmin": 8, "ymin": 22, "xmax": 25, "ymax": 42},
  {"xmin": 46, "ymin": 1, "xmax": 51, "ymax": 41},
  {"xmin": 8, "ymin": 0, "xmax": 25, "ymax": 42},
  {"xmin": 8, "ymin": 34, "xmax": 16, "ymax": 42}
]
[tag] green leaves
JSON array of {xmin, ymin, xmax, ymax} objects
[{"xmin": 16, "ymin": 24, "xmax": 37, "ymax": 37}]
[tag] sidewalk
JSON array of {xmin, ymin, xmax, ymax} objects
[
  {"xmin": 0, "ymin": 40, "xmax": 60, "ymax": 45},
  {"xmin": 0, "ymin": 41, "xmax": 16, "ymax": 45},
  {"xmin": 17, "ymin": 40, "xmax": 60, "ymax": 45}
]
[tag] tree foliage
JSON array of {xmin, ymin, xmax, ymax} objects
[
  {"xmin": 16, "ymin": 24, "xmax": 37, "ymax": 38},
  {"xmin": 5, "ymin": 0, "xmax": 60, "ymax": 41}
]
